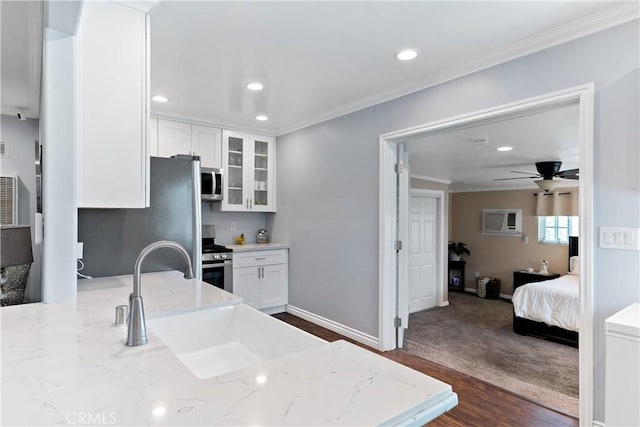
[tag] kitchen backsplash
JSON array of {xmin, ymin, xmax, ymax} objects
[{"xmin": 202, "ymin": 203, "xmax": 267, "ymax": 244}]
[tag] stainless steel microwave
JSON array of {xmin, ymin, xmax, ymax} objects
[{"xmin": 201, "ymin": 168, "xmax": 223, "ymax": 201}]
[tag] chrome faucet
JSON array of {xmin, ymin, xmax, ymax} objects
[{"xmin": 126, "ymin": 240, "xmax": 194, "ymax": 347}]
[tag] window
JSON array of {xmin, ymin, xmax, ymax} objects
[{"xmin": 538, "ymin": 216, "xmax": 578, "ymax": 244}]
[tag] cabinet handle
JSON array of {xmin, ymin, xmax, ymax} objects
[
  {"xmin": 256, "ymin": 257, "xmax": 267, "ymax": 261},
  {"xmin": 246, "ymin": 198, "xmax": 249, "ymax": 209},
  {"xmin": 261, "ymin": 266, "xmax": 264, "ymax": 278},
  {"xmin": 250, "ymin": 198, "xmax": 253, "ymax": 210}
]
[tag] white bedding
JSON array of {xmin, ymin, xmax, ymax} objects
[{"xmin": 512, "ymin": 274, "xmax": 580, "ymax": 332}]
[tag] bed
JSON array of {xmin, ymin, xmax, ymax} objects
[{"xmin": 512, "ymin": 236, "xmax": 579, "ymax": 347}]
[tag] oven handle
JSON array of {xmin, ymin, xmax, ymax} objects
[{"xmin": 202, "ymin": 260, "xmax": 232, "ymax": 270}]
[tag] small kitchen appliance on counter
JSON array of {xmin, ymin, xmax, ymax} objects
[{"xmin": 256, "ymin": 228, "xmax": 269, "ymax": 244}]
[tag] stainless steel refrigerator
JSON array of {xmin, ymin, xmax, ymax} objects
[{"xmin": 77, "ymin": 156, "xmax": 202, "ymax": 279}]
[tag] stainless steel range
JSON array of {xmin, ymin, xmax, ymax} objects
[{"xmin": 201, "ymin": 225, "xmax": 233, "ymax": 292}]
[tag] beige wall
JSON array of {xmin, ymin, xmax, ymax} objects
[{"xmin": 450, "ymin": 188, "xmax": 578, "ymax": 296}]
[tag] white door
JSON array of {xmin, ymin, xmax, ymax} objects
[{"xmin": 408, "ymin": 194, "xmax": 438, "ymax": 313}]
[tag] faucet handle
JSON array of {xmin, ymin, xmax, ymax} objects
[{"xmin": 113, "ymin": 305, "xmax": 128, "ymax": 327}]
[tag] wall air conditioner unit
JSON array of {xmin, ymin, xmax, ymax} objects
[
  {"xmin": 0, "ymin": 176, "xmax": 18, "ymax": 225},
  {"xmin": 482, "ymin": 209, "xmax": 522, "ymax": 236}
]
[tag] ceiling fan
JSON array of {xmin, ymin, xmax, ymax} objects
[{"xmin": 493, "ymin": 161, "xmax": 579, "ymax": 192}]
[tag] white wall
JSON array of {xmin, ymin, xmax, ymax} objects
[
  {"xmin": 272, "ymin": 20, "xmax": 639, "ymax": 421},
  {"xmin": 0, "ymin": 114, "xmax": 41, "ymax": 301}
]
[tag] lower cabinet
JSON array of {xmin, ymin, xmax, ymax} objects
[{"xmin": 232, "ymin": 249, "xmax": 288, "ymax": 313}]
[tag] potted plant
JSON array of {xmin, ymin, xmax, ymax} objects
[{"xmin": 448, "ymin": 241, "xmax": 470, "ymax": 261}]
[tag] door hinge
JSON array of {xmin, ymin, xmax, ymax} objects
[
  {"xmin": 394, "ymin": 162, "xmax": 403, "ymax": 174},
  {"xmin": 395, "ymin": 240, "xmax": 403, "ymax": 251},
  {"xmin": 394, "ymin": 317, "xmax": 402, "ymax": 328}
]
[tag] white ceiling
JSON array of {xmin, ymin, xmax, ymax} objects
[
  {"xmin": 0, "ymin": 1, "xmax": 43, "ymax": 119},
  {"xmin": 149, "ymin": 1, "xmax": 637, "ymax": 135},
  {"xmin": 406, "ymin": 103, "xmax": 580, "ymax": 192}
]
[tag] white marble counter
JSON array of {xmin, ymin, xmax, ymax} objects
[
  {"xmin": 1, "ymin": 271, "xmax": 456, "ymax": 426},
  {"xmin": 227, "ymin": 242, "xmax": 289, "ymax": 251}
]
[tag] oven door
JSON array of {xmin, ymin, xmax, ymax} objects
[{"xmin": 202, "ymin": 259, "xmax": 232, "ymax": 292}]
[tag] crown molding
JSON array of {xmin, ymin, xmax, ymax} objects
[
  {"xmin": 275, "ymin": 4, "xmax": 639, "ymax": 136},
  {"xmin": 410, "ymin": 174, "xmax": 452, "ymax": 185},
  {"xmin": 150, "ymin": 111, "xmax": 277, "ymax": 137}
]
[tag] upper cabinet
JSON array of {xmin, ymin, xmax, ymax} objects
[
  {"xmin": 76, "ymin": 1, "xmax": 149, "ymax": 208},
  {"xmin": 222, "ymin": 130, "xmax": 276, "ymax": 212},
  {"xmin": 153, "ymin": 119, "xmax": 222, "ymax": 169}
]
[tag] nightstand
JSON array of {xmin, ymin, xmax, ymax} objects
[
  {"xmin": 448, "ymin": 260, "xmax": 466, "ymax": 292},
  {"xmin": 513, "ymin": 271, "xmax": 561, "ymax": 292}
]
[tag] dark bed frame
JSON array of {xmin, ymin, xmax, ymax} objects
[{"xmin": 513, "ymin": 236, "xmax": 579, "ymax": 348}]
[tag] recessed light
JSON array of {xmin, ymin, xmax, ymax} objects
[
  {"xmin": 256, "ymin": 115, "xmax": 269, "ymax": 121},
  {"xmin": 152, "ymin": 95, "xmax": 168, "ymax": 103},
  {"xmin": 152, "ymin": 406, "xmax": 167, "ymax": 417},
  {"xmin": 496, "ymin": 146, "xmax": 513, "ymax": 152},
  {"xmin": 395, "ymin": 49, "xmax": 419, "ymax": 61},
  {"xmin": 246, "ymin": 82, "xmax": 264, "ymax": 91}
]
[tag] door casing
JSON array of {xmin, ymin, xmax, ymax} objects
[{"xmin": 378, "ymin": 83, "xmax": 594, "ymax": 426}]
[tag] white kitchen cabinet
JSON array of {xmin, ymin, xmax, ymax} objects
[
  {"xmin": 158, "ymin": 119, "xmax": 191, "ymax": 158},
  {"xmin": 76, "ymin": 1, "xmax": 149, "ymax": 208},
  {"xmin": 222, "ymin": 130, "xmax": 276, "ymax": 212},
  {"xmin": 156, "ymin": 119, "xmax": 222, "ymax": 169},
  {"xmin": 605, "ymin": 303, "xmax": 640, "ymax": 427},
  {"xmin": 232, "ymin": 249, "xmax": 288, "ymax": 313},
  {"xmin": 192, "ymin": 125, "xmax": 222, "ymax": 169}
]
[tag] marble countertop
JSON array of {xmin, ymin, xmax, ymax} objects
[
  {"xmin": 1, "ymin": 271, "xmax": 456, "ymax": 426},
  {"xmin": 227, "ymin": 242, "xmax": 289, "ymax": 251}
]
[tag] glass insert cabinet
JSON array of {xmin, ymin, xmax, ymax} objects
[{"xmin": 221, "ymin": 130, "xmax": 276, "ymax": 212}]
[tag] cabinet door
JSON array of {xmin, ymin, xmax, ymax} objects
[
  {"xmin": 250, "ymin": 135, "xmax": 276, "ymax": 212},
  {"xmin": 222, "ymin": 130, "xmax": 250, "ymax": 211},
  {"xmin": 158, "ymin": 119, "xmax": 191, "ymax": 158},
  {"xmin": 148, "ymin": 118, "xmax": 159, "ymax": 157},
  {"xmin": 260, "ymin": 264, "xmax": 288, "ymax": 309},
  {"xmin": 76, "ymin": 1, "xmax": 148, "ymax": 208},
  {"xmin": 233, "ymin": 267, "xmax": 260, "ymax": 308},
  {"xmin": 192, "ymin": 125, "xmax": 222, "ymax": 169}
]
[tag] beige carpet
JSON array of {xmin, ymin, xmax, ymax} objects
[{"xmin": 402, "ymin": 292, "xmax": 579, "ymax": 417}]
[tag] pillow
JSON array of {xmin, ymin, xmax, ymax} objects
[{"xmin": 569, "ymin": 256, "xmax": 580, "ymax": 276}]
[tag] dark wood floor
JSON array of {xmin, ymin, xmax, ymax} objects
[{"xmin": 274, "ymin": 313, "xmax": 579, "ymax": 427}]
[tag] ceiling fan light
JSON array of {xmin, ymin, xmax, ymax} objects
[{"xmin": 535, "ymin": 179, "xmax": 560, "ymax": 192}]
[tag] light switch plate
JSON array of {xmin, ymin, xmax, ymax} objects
[{"xmin": 599, "ymin": 227, "xmax": 640, "ymax": 250}]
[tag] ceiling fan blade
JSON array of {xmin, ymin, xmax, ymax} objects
[
  {"xmin": 509, "ymin": 170, "xmax": 541, "ymax": 176},
  {"xmin": 557, "ymin": 168, "xmax": 579, "ymax": 179},
  {"xmin": 492, "ymin": 176, "xmax": 539, "ymax": 181}
]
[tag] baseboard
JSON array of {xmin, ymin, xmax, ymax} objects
[
  {"xmin": 261, "ymin": 305, "xmax": 286, "ymax": 315},
  {"xmin": 500, "ymin": 293, "xmax": 513, "ymax": 300},
  {"xmin": 593, "ymin": 421, "xmax": 605, "ymax": 427},
  {"xmin": 463, "ymin": 288, "xmax": 512, "ymax": 301},
  {"xmin": 438, "ymin": 301, "xmax": 450, "ymax": 307},
  {"xmin": 286, "ymin": 305, "xmax": 380, "ymax": 349}
]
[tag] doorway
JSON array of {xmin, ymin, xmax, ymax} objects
[{"xmin": 378, "ymin": 83, "xmax": 594, "ymax": 424}]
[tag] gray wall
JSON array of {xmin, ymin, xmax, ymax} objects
[
  {"xmin": 0, "ymin": 114, "xmax": 41, "ymax": 301},
  {"xmin": 202, "ymin": 203, "xmax": 266, "ymax": 245},
  {"xmin": 272, "ymin": 20, "xmax": 639, "ymax": 422}
]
